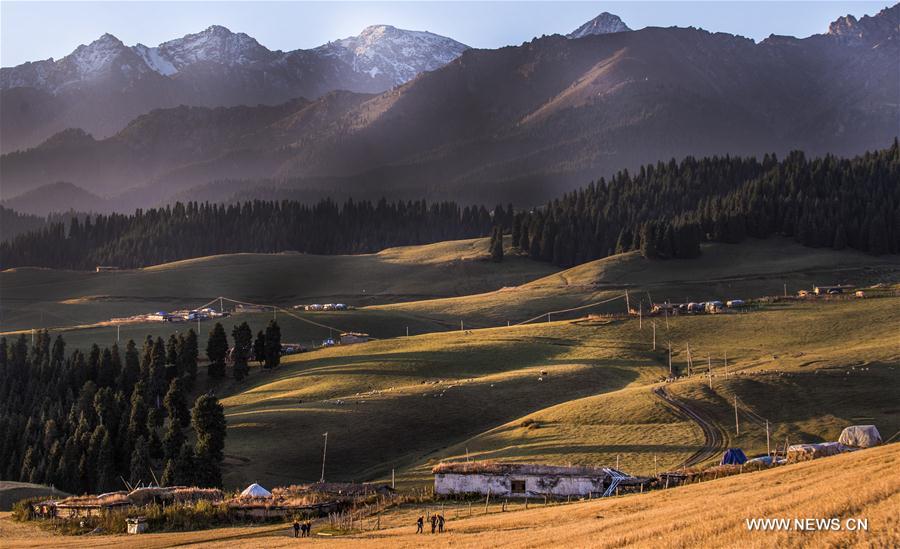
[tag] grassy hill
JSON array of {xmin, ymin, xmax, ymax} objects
[
  {"xmin": 0, "ymin": 236, "xmax": 555, "ymax": 340},
  {"xmin": 0, "ymin": 482, "xmax": 68, "ymax": 511},
  {"xmin": 372, "ymin": 237, "xmax": 900, "ymax": 327},
  {"xmin": 216, "ymin": 292, "xmax": 899, "ymax": 489}
]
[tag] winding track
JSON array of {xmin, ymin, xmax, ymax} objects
[{"xmin": 652, "ymin": 386, "xmax": 727, "ymax": 467}]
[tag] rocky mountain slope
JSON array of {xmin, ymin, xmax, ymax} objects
[
  {"xmin": 2, "ymin": 7, "xmax": 898, "ymax": 212},
  {"xmin": 0, "ymin": 25, "xmax": 468, "ymax": 153},
  {"xmin": 567, "ymin": 12, "xmax": 631, "ymax": 38}
]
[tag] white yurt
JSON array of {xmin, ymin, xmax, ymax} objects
[{"xmin": 240, "ymin": 483, "xmax": 273, "ymax": 498}]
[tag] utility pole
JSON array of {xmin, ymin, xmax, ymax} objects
[
  {"xmin": 117, "ymin": 325, "xmax": 120, "ymax": 342},
  {"xmin": 392, "ymin": 469, "xmax": 395, "ymax": 489},
  {"xmin": 668, "ymin": 343, "xmax": 673, "ymax": 378},
  {"xmin": 639, "ymin": 306, "xmax": 642, "ymax": 330},
  {"xmin": 783, "ymin": 283, "xmax": 787, "ymax": 298},
  {"xmin": 219, "ymin": 296, "xmax": 223, "ymax": 313},
  {"xmin": 460, "ymin": 320, "xmax": 464, "ymax": 331},
  {"xmin": 766, "ymin": 420, "xmax": 771, "ymax": 457},
  {"xmin": 686, "ymin": 343, "xmax": 692, "ymax": 376},
  {"xmin": 273, "ymin": 307, "xmax": 277, "ymax": 321},
  {"xmin": 652, "ymin": 322, "xmax": 657, "ymax": 350},
  {"xmin": 734, "ymin": 397, "xmax": 740, "ymax": 436},
  {"xmin": 708, "ymin": 354, "xmax": 712, "ymax": 388},
  {"xmin": 664, "ymin": 306, "xmax": 669, "ymax": 330},
  {"xmin": 320, "ymin": 432, "xmax": 328, "ymax": 483},
  {"xmin": 625, "ymin": 290, "xmax": 630, "ymax": 315},
  {"xmin": 724, "ymin": 351, "xmax": 728, "ymax": 379},
  {"xmin": 406, "ymin": 326, "xmax": 409, "ymax": 337}
]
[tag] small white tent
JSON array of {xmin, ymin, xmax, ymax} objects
[
  {"xmin": 838, "ymin": 425, "xmax": 882, "ymax": 448},
  {"xmin": 240, "ymin": 483, "xmax": 273, "ymax": 498}
]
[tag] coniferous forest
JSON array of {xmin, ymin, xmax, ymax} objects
[
  {"xmin": 0, "ymin": 329, "xmax": 231, "ymax": 494},
  {"xmin": 1, "ymin": 143, "xmax": 897, "ymax": 271},
  {"xmin": 0, "ymin": 199, "xmax": 499, "ymax": 270},
  {"xmin": 510, "ymin": 142, "xmax": 899, "ymax": 267}
]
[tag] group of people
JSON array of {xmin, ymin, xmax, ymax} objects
[
  {"xmin": 416, "ymin": 513, "xmax": 446, "ymax": 534},
  {"xmin": 292, "ymin": 520, "xmax": 312, "ymax": 538}
]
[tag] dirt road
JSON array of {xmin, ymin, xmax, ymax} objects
[{"xmin": 652, "ymin": 386, "xmax": 726, "ymax": 467}]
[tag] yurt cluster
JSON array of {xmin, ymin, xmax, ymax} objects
[{"xmin": 27, "ymin": 480, "xmax": 392, "ymax": 534}]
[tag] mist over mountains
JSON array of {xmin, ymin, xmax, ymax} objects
[{"xmin": 1, "ymin": 5, "xmax": 898, "ymax": 215}]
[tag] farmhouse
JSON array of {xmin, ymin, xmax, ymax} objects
[
  {"xmin": 432, "ymin": 461, "xmax": 639, "ymax": 499},
  {"xmin": 340, "ymin": 332, "xmax": 370, "ymax": 345},
  {"xmin": 813, "ymin": 284, "xmax": 855, "ymax": 295}
]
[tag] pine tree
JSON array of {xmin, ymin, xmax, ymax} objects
[
  {"xmin": 161, "ymin": 458, "xmax": 178, "ymax": 487},
  {"xmin": 231, "ymin": 322, "xmax": 252, "ymax": 381},
  {"xmin": 93, "ymin": 425, "xmax": 116, "ymax": 493},
  {"xmin": 640, "ymin": 223, "xmax": 658, "ymax": 259},
  {"xmin": 173, "ymin": 445, "xmax": 195, "ymax": 486},
  {"xmin": 191, "ymin": 394, "xmax": 227, "ymax": 488},
  {"xmin": 253, "ymin": 331, "xmax": 266, "ymax": 364},
  {"xmin": 180, "ymin": 330, "xmax": 199, "ymax": 389},
  {"xmin": 163, "ymin": 377, "xmax": 190, "ymax": 429},
  {"xmin": 264, "ymin": 321, "xmax": 281, "ymax": 369},
  {"xmin": 129, "ymin": 435, "xmax": 151, "ymax": 487},
  {"xmin": 206, "ymin": 323, "xmax": 228, "ymax": 377},
  {"xmin": 489, "ymin": 226, "xmax": 504, "ymax": 262}
]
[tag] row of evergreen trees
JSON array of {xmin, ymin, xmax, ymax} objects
[
  {"xmin": 0, "ymin": 330, "xmax": 227, "ymax": 495},
  {"xmin": 0, "ymin": 198, "xmax": 502, "ymax": 270},
  {"xmin": 509, "ymin": 142, "xmax": 899, "ymax": 266},
  {"xmin": 205, "ymin": 320, "xmax": 282, "ymax": 381}
]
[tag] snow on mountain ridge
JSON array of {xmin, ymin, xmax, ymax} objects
[
  {"xmin": 322, "ymin": 24, "xmax": 469, "ymax": 83},
  {"xmin": 1, "ymin": 24, "xmax": 468, "ymax": 91}
]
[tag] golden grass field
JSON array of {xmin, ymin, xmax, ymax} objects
[{"xmin": 2, "ymin": 443, "xmax": 897, "ymax": 548}]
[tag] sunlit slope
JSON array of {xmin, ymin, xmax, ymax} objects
[
  {"xmin": 0, "ymin": 237, "xmax": 556, "ymax": 332},
  {"xmin": 371, "ymin": 238, "xmax": 900, "ymax": 326},
  {"xmin": 220, "ymin": 319, "xmax": 665, "ymax": 488},
  {"xmin": 399, "ymin": 296, "xmax": 900, "ymax": 479}
]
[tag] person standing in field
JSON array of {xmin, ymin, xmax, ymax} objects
[
  {"xmin": 431, "ymin": 514, "xmax": 438, "ymax": 534},
  {"xmin": 438, "ymin": 514, "xmax": 445, "ymax": 533},
  {"xmin": 416, "ymin": 515, "xmax": 424, "ymax": 533},
  {"xmin": 293, "ymin": 521, "xmax": 300, "ymax": 538}
]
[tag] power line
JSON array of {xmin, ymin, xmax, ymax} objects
[{"xmin": 514, "ymin": 294, "xmax": 627, "ymax": 326}]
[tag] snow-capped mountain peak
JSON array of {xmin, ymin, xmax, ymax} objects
[
  {"xmin": 154, "ymin": 25, "xmax": 274, "ymax": 70},
  {"xmin": 67, "ymin": 33, "xmax": 131, "ymax": 78},
  {"xmin": 567, "ymin": 12, "xmax": 632, "ymax": 39},
  {"xmin": 320, "ymin": 24, "xmax": 469, "ymax": 84}
]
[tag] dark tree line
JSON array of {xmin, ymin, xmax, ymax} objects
[
  {"xmin": 0, "ymin": 198, "xmax": 498, "ymax": 270},
  {"xmin": 510, "ymin": 142, "xmax": 899, "ymax": 267},
  {"xmin": 0, "ymin": 330, "xmax": 228, "ymax": 494}
]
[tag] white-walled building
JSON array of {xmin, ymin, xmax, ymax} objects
[{"xmin": 433, "ymin": 462, "xmax": 635, "ymax": 499}]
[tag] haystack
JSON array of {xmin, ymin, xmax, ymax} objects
[
  {"xmin": 838, "ymin": 425, "xmax": 882, "ymax": 448},
  {"xmin": 787, "ymin": 442, "xmax": 850, "ymax": 463},
  {"xmin": 240, "ymin": 483, "xmax": 272, "ymax": 498}
]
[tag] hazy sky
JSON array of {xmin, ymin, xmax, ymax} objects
[{"xmin": 1, "ymin": 1, "xmax": 894, "ymax": 67}]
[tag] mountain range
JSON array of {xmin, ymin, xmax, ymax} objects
[
  {"xmin": 0, "ymin": 24, "xmax": 469, "ymax": 154},
  {"xmin": 1, "ymin": 6, "xmax": 897, "ymax": 213}
]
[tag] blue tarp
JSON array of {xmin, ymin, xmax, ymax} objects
[{"xmin": 720, "ymin": 448, "xmax": 748, "ymax": 465}]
